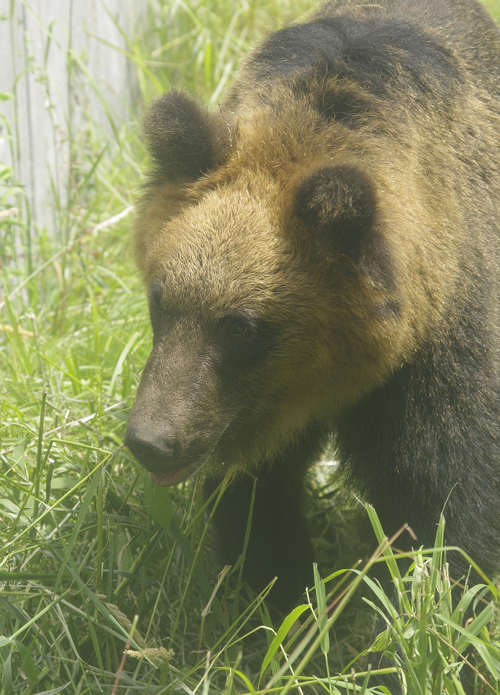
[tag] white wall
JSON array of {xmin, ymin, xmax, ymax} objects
[{"xmin": 0, "ymin": 0, "xmax": 141, "ymax": 232}]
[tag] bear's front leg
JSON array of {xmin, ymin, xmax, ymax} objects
[{"xmin": 204, "ymin": 428, "xmax": 327, "ymax": 613}]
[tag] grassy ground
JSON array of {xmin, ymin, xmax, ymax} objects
[{"xmin": 1, "ymin": 1, "xmax": 500, "ymax": 693}]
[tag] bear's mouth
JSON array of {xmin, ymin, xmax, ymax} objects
[
  {"xmin": 126, "ymin": 418, "xmax": 236, "ymax": 487},
  {"xmin": 150, "ymin": 466, "xmax": 198, "ymax": 487},
  {"xmin": 146, "ymin": 427, "xmax": 232, "ymax": 487}
]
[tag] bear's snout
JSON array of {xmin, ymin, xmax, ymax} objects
[{"xmin": 124, "ymin": 421, "xmax": 182, "ymax": 472}]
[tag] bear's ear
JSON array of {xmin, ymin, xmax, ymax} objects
[
  {"xmin": 143, "ymin": 90, "xmax": 229, "ymax": 182},
  {"xmin": 294, "ymin": 165, "xmax": 376, "ymax": 257}
]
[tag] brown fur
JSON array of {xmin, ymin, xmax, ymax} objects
[{"xmin": 126, "ymin": 0, "xmax": 500, "ymax": 624}]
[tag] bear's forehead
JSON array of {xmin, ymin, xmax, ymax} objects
[
  {"xmin": 151, "ymin": 197, "xmax": 280, "ymax": 270},
  {"xmin": 145, "ymin": 185, "xmax": 303, "ymax": 315}
]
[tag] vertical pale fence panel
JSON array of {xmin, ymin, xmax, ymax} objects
[{"xmin": 0, "ymin": 0, "xmax": 142, "ymax": 234}]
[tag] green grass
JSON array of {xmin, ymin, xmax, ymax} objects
[{"xmin": 1, "ymin": 1, "xmax": 500, "ymax": 693}]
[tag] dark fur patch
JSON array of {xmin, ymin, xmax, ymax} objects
[
  {"xmin": 213, "ymin": 313, "xmax": 278, "ymax": 378},
  {"xmin": 143, "ymin": 90, "xmax": 220, "ymax": 181},
  {"xmin": 291, "ymin": 71, "xmax": 373, "ymax": 124},
  {"xmin": 250, "ymin": 18, "xmax": 463, "ymax": 108},
  {"xmin": 294, "ymin": 165, "xmax": 376, "ymax": 258}
]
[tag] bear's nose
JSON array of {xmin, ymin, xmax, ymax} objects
[{"xmin": 124, "ymin": 424, "xmax": 181, "ymax": 470}]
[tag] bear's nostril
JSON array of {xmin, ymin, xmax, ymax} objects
[{"xmin": 124, "ymin": 425, "xmax": 181, "ymax": 468}]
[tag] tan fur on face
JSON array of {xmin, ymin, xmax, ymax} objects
[{"xmin": 132, "ymin": 165, "xmax": 445, "ymax": 471}]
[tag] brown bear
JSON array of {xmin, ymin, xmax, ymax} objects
[{"xmin": 125, "ymin": 0, "xmax": 500, "ymax": 615}]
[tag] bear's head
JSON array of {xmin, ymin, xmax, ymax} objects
[{"xmin": 125, "ymin": 90, "xmax": 430, "ymax": 485}]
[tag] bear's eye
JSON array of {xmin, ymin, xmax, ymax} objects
[
  {"xmin": 230, "ymin": 320, "xmax": 249, "ymax": 336},
  {"xmin": 148, "ymin": 280, "xmax": 164, "ymax": 312},
  {"xmin": 216, "ymin": 314, "xmax": 256, "ymax": 342},
  {"xmin": 214, "ymin": 313, "xmax": 276, "ymax": 371},
  {"xmin": 147, "ymin": 280, "xmax": 169, "ymax": 336}
]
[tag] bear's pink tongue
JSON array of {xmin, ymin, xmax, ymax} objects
[{"xmin": 150, "ymin": 468, "xmax": 193, "ymax": 487}]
